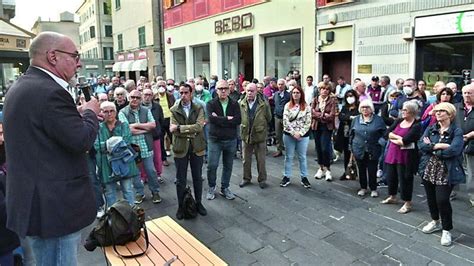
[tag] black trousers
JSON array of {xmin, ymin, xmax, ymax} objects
[
  {"xmin": 175, "ymin": 145, "xmax": 203, "ymax": 207},
  {"xmin": 386, "ymin": 163, "xmax": 414, "ymax": 201},
  {"xmin": 423, "ymin": 180, "xmax": 453, "ymax": 231},
  {"xmin": 161, "ymin": 117, "xmax": 171, "ymax": 160},
  {"xmin": 356, "ymin": 155, "xmax": 378, "ymax": 190}
]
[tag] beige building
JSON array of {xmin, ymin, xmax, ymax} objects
[
  {"xmin": 76, "ymin": 0, "xmax": 114, "ymax": 78},
  {"xmin": 163, "ymin": 0, "xmax": 315, "ymax": 83},
  {"xmin": 31, "ymin": 12, "xmax": 80, "ymax": 47},
  {"xmin": 111, "ymin": 0, "xmax": 165, "ymax": 81}
]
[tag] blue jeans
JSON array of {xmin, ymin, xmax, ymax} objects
[
  {"xmin": 104, "ymin": 178, "xmax": 135, "ymax": 206},
  {"xmin": 87, "ymin": 156, "xmax": 104, "ymax": 210},
  {"xmin": 207, "ymin": 138, "xmax": 237, "ymax": 189},
  {"xmin": 283, "ymin": 134, "xmax": 309, "ymax": 179},
  {"xmin": 133, "ymin": 156, "xmax": 160, "ymax": 195},
  {"xmin": 27, "ymin": 229, "xmax": 82, "ymax": 266},
  {"xmin": 313, "ymin": 125, "xmax": 333, "ymax": 168}
]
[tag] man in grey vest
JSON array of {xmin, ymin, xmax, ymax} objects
[{"xmin": 119, "ymin": 89, "xmax": 162, "ymax": 204}]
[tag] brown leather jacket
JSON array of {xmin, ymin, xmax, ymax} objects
[{"xmin": 311, "ymin": 95, "xmax": 337, "ymax": 130}]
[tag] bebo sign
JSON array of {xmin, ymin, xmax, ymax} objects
[{"xmin": 215, "ymin": 13, "xmax": 253, "ymax": 34}]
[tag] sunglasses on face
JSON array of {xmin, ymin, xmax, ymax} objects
[
  {"xmin": 130, "ymin": 96, "xmax": 141, "ymax": 100},
  {"xmin": 217, "ymin": 87, "xmax": 229, "ymax": 91}
]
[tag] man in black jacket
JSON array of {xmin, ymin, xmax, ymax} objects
[
  {"xmin": 4, "ymin": 32, "xmax": 100, "ymax": 265},
  {"xmin": 206, "ymin": 80, "xmax": 242, "ymax": 200}
]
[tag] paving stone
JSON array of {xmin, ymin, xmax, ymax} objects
[
  {"xmin": 221, "ymin": 226, "xmax": 264, "ymax": 253},
  {"xmin": 258, "ymin": 231, "xmax": 297, "ymax": 252},
  {"xmin": 323, "ymin": 232, "xmax": 376, "ymax": 260},
  {"xmin": 373, "ymin": 227, "xmax": 416, "ymax": 247},
  {"xmin": 251, "ymin": 245, "xmax": 291, "ymax": 266},
  {"xmin": 369, "ymin": 204, "xmax": 426, "ymax": 228},
  {"xmin": 234, "ymin": 202, "xmax": 275, "ymax": 222},
  {"xmin": 408, "ymin": 241, "xmax": 474, "ymax": 265},
  {"xmin": 234, "ymin": 213, "xmax": 274, "ymax": 236},
  {"xmin": 359, "ymin": 254, "xmax": 400, "ymax": 265},
  {"xmin": 454, "ymin": 234, "xmax": 474, "ymax": 249},
  {"xmin": 298, "ymin": 206, "xmax": 347, "ymax": 224},
  {"xmin": 208, "ymin": 238, "xmax": 257, "ymax": 265},
  {"xmin": 448, "ymin": 244, "xmax": 474, "ymax": 264},
  {"xmin": 265, "ymin": 217, "xmax": 300, "ymax": 236},
  {"xmin": 351, "ymin": 208, "xmax": 417, "ymax": 236},
  {"xmin": 283, "ymin": 246, "xmax": 326, "ymax": 265},
  {"xmin": 179, "ymin": 219, "xmax": 224, "ymax": 245},
  {"xmin": 382, "ymin": 244, "xmax": 431, "ymax": 265}
]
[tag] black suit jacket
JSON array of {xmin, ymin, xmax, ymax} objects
[
  {"xmin": 3, "ymin": 67, "xmax": 99, "ymax": 238},
  {"xmin": 206, "ymin": 97, "xmax": 241, "ymax": 140}
]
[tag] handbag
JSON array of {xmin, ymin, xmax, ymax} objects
[
  {"xmin": 84, "ymin": 200, "xmax": 149, "ymax": 258},
  {"xmin": 344, "ymin": 153, "xmax": 358, "ymax": 180},
  {"xmin": 183, "ymin": 186, "xmax": 198, "ymax": 219}
]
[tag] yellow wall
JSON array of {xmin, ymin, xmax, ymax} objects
[
  {"xmin": 319, "ymin": 26, "xmax": 352, "ymax": 52},
  {"xmin": 164, "ymin": 0, "xmax": 315, "ymax": 81}
]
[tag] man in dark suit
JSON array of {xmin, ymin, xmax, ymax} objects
[{"xmin": 3, "ymin": 32, "xmax": 100, "ymax": 265}]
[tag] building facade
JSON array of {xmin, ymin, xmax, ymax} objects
[
  {"xmin": 163, "ymin": 0, "xmax": 315, "ymax": 83},
  {"xmin": 76, "ymin": 0, "xmax": 114, "ymax": 78},
  {"xmin": 0, "ymin": 0, "xmax": 33, "ymax": 94},
  {"xmin": 111, "ymin": 0, "xmax": 165, "ymax": 81},
  {"xmin": 31, "ymin": 12, "xmax": 80, "ymax": 46},
  {"xmin": 316, "ymin": 0, "xmax": 474, "ymax": 89}
]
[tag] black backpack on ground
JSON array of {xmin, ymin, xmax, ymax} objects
[
  {"xmin": 84, "ymin": 200, "xmax": 149, "ymax": 258},
  {"xmin": 183, "ymin": 186, "xmax": 198, "ymax": 219}
]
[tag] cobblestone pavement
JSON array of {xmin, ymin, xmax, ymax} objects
[{"xmin": 79, "ymin": 142, "xmax": 474, "ymax": 265}]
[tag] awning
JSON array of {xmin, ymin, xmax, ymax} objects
[
  {"xmin": 131, "ymin": 59, "xmax": 148, "ymax": 71},
  {"xmin": 112, "ymin": 62, "xmax": 123, "ymax": 72},
  {"xmin": 120, "ymin": 60, "xmax": 134, "ymax": 71}
]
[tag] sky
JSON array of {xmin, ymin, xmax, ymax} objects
[{"xmin": 10, "ymin": 0, "xmax": 83, "ymax": 31}]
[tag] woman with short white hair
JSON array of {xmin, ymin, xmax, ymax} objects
[
  {"xmin": 114, "ymin": 87, "xmax": 129, "ymax": 113},
  {"xmin": 350, "ymin": 99, "xmax": 386, "ymax": 197}
]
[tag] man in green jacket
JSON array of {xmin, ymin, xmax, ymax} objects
[
  {"xmin": 239, "ymin": 83, "xmax": 272, "ymax": 189},
  {"xmin": 170, "ymin": 83, "xmax": 208, "ymax": 219}
]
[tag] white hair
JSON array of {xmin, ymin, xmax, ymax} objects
[
  {"xmin": 100, "ymin": 101, "xmax": 116, "ymax": 110},
  {"xmin": 114, "ymin": 87, "xmax": 127, "ymax": 98},
  {"xmin": 358, "ymin": 99, "xmax": 375, "ymax": 113}
]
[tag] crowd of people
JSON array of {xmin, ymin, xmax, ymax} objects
[{"xmin": 1, "ymin": 32, "xmax": 473, "ymax": 265}]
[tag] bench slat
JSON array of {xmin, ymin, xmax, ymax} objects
[
  {"xmin": 114, "ymin": 245, "xmax": 140, "ymax": 266},
  {"xmin": 142, "ymin": 224, "xmax": 185, "ymax": 266},
  {"xmin": 161, "ymin": 216, "xmax": 227, "ymax": 266},
  {"xmin": 104, "ymin": 246, "xmax": 125, "ymax": 266},
  {"xmin": 125, "ymin": 238, "xmax": 156, "ymax": 266},
  {"xmin": 147, "ymin": 219, "xmax": 198, "ymax": 265},
  {"xmin": 152, "ymin": 218, "xmax": 214, "ymax": 265}
]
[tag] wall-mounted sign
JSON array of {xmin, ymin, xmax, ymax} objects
[
  {"xmin": 138, "ymin": 50, "xmax": 147, "ymax": 59},
  {"xmin": 85, "ymin": 65, "xmax": 99, "ymax": 69},
  {"xmin": 127, "ymin": 53, "xmax": 135, "ymax": 60},
  {"xmin": 357, "ymin": 64, "xmax": 372, "ymax": 74},
  {"xmin": 117, "ymin": 54, "xmax": 125, "ymax": 61},
  {"xmin": 0, "ymin": 37, "xmax": 10, "ymax": 46},
  {"xmin": 215, "ymin": 13, "xmax": 253, "ymax": 34},
  {"xmin": 415, "ymin": 10, "xmax": 474, "ymax": 37},
  {"xmin": 0, "ymin": 35, "xmax": 30, "ymax": 50},
  {"xmin": 16, "ymin": 39, "xmax": 26, "ymax": 48}
]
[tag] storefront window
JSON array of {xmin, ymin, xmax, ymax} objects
[
  {"xmin": 193, "ymin": 45, "xmax": 210, "ymax": 78},
  {"xmin": 173, "ymin": 48, "xmax": 186, "ymax": 83},
  {"xmin": 222, "ymin": 42, "xmax": 238, "ymax": 80},
  {"xmin": 417, "ymin": 38, "xmax": 474, "ymax": 90},
  {"xmin": 265, "ymin": 32, "xmax": 301, "ymax": 78}
]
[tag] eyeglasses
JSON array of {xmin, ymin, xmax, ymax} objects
[
  {"xmin": 217, "ymin": 87, "xmax": 229, "ymax": 91},
  {"xmin": 143, "ymin": 93, "xmax": 153, "ymax": 96},
  {"xmin": 54, "ymin": 49, "xmax": 80, "ymax": 62},
  {"xmin": 102, "ymin": 110, "xmax": 116, "ymax": 114},
  {"xmin": 130, "ymin": 96, "xmax": 141, "ymax": 100},
  {"xmin": 179, "ymin": 91, "xmax": 190, "ymax": 95}
]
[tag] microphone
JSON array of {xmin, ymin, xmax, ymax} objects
[{"xmin": 77, "ymin": 76, "xmax": 92, "ymax": 101}]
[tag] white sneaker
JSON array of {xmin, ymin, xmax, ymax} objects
[
  {"xmin": 441, "ymin": 230, "xmax": 452, "ymax": 246},
  {"xmin": 325, "ymin": 170, "xmax": 332, "ymax": 181},
  {"xmin": 357, "ymin": 189, "xmax": 367, "ymax": 197},
  {"xmin": 422, "ymin": 220, "xmax": 442, "ymax": 234},
  {"xmin": 96, "ymin": 207, "xmax": 105, "ymax": 219},
  {"xmin": 314, "ymin": 168, "xmax": 324, "ymax": 179},
  {"xmin": 376, "ymin": 169, "xmax": 383, "ymax": 178},
  {"xmin": 370, "ymin": 190, "xmax": 379, "ymax": 198}
]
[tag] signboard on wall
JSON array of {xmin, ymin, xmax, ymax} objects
[
  {"xmin": 215, "ymin": 13, "xmax": 253, "ymax": 34},
  {"xmin": 415, "ymin": 10, "xmax": 474, "ymax": 37},
  {"xmin": 357, "ymin": 64, "xmax": 372, "ymax": 74}
]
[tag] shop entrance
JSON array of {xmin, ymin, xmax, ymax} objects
[
  {"xmin": 321, "ymin": 51, "xmax": 352, "ymax": 84},
  {"xmin": 222, "ymin": 39, "xmax": 254, "ymax": 82}
]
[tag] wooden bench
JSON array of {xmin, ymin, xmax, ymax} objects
[{"xmin": 104, "ymin": 216, "xmax": 227, "ymax": 265}]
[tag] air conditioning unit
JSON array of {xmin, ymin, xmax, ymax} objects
[{"xmin": 402, "ymin": 26, "xmax": 414, "ymax": 41}]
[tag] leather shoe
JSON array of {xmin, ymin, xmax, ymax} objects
[
  {"xmin": 259, "ymin": 182, "xmax": 268, "ymax": 189},
  {"xmin": 163, "ymin": 160, "xmax": 170, "ymax": 166},
  {"xmin": 196, "ymin": 203, "xmax": 207, "ymax": 216},
  {"xmin": 239, "ymin": 179, "xmax": 251, "ymax": 187},
  {"xmin": 176, "ymin": 208, "xmax": 184, "ymax": 220},
  {"xmin": 272, "ymin": 151, "xmax": 282, "ymax": 157}
]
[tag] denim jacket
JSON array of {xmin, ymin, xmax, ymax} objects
[
  {"xmin": 418, "ymin": 123, "xmax": 466, "ymax": 185},
  {"xmin": 349, "ymin": 114, "xmax": 386, "ymax": 160}
]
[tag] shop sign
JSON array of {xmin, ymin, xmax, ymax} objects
[
  {"xmin": 127, "ymin": 53, "xmax": 135, "ymax": 60},
  {"xmin": 415, "ymin": 10, "xmax": 474, "ymax": 37},
  {"xmin": 138, "ymin": 50, "xmax": 147, "ymax": 59},
  {"xmin": 215, "ymin": 13, "xmax": 253, "ymax": 34},
  {"xmin": 16, "ymin": 39, "xmax": 26, "ymax": 48},
  {"xmin": 117, "ymin": 54, "xmax": 125, "ymax": 61},
  {"xmin": 357, "ymin": 64, "xmax": 372, "ymax": 74},
  {"xmin": 0, "ymin": 37, "xmax": 10, "ymax": 46},
  {"xmin": 85, "ymin": 65, "xmax": 99, "ymax": 69}
]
